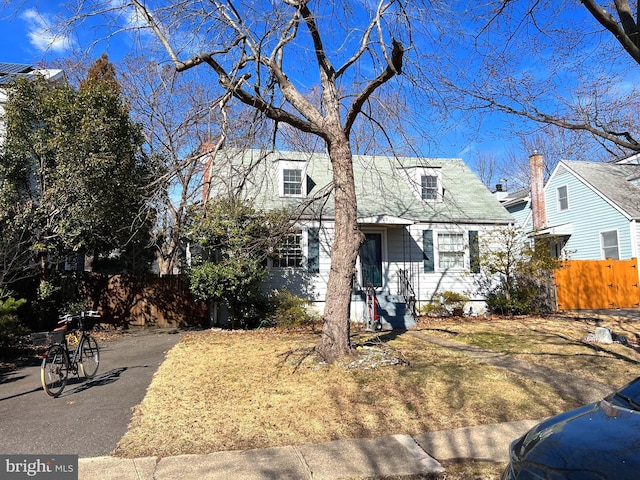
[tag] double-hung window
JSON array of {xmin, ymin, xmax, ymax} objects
[
  {"xmin": 601, "ymin": 230, "xmax": 619, "ymax": 260},
  {"xmin": 421, "ymin": 175, "xmax": 439, "ymax": 200},
  {"xmin": 438, "ymin": 233, "xmax": 465, "ymax": 269},
  {"xmin": 557, "ymin": 185, "xmax": 569, "ymax": 211},
  {"xmin": 283, "ymin": 169, "xmax": 302, "ymax": 196},
  {"xmin": 273, "ymin": 230, "xmax": 303, "ymax": 268},
  {"xmin": 278, "ymin": 158, "xmax": 306, "ymax": 197}
]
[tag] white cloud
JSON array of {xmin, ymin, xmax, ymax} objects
[
  {"xmin": 20, "ymin": 8, "xmax": 75, "ymax": 53},
  {"xmin": 109, "ymin": 0, "xmax": 152, "ymax": 31}
]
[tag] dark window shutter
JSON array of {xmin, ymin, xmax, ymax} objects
[
  {"xmin": 308, "ymin": 227, "xmax": 320, "ymax": 273},
  {"xmin": 469, "ymin": 230, "xmax": 480, "ymax": 273},
  {"xmin": 423, "ymin": 230, "xmax": 434, "ymax": 273}
]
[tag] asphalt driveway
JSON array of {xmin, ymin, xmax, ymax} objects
[{"xmin": 0, "ymin": 329, "xmax": 182, "ymax": 457}]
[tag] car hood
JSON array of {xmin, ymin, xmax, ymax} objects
[{"xmin": 511, "ymin": 399, "xmax": 640, "ymax": 479}]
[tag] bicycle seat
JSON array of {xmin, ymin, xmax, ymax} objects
[{"xmin": 53, "ymin": 325, "xmax": 67, "ymax": 332}]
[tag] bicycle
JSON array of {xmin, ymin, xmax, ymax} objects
[{"xmin": 40, "ymin": 310, "xmax": 101, "ymax": 398}]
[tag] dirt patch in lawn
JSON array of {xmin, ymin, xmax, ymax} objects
[{"xmin": 113, "ymin": 324, "xmax": 583, "ymax": 459}]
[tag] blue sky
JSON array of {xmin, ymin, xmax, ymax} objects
[
  {"xmin": 1, "ymin": 1, "xmax": 636, "ymax": 184},
  {"xmin": 1, "ymin": 4, "xmax": 74, "ymax": 64},
  {"xmin": 0, "ymin": 1, "xmax": 497, "ymax": 160},
  {"xmin": 0, "ymin": 2, "xmax": 133, "ymax": 65}
]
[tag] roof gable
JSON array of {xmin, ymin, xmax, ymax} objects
[{"xmin": 552, "ymin": 161, "xmax": 640, "ymax": 220}]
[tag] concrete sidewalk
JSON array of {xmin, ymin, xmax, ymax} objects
[{"xmin": 78, "ymin": 420, "xmax": 539, "ymax": 480}]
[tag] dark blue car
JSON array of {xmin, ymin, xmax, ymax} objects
[{"xmin": 502, "ymin": 376, "xmax": 640, "ymax": 479}]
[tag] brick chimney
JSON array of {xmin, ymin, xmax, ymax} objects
[
  {"xmin": 529, "ymin": 150, "xmax": 546, "ymax": 229},
  {"xmin": 201, "ymin": 142, "xmax": 214, "ymax": 204}
]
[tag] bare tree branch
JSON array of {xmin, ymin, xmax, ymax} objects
[{"xmin": 582, "ymin": 0, "xmax": 640, "ymax": 64}]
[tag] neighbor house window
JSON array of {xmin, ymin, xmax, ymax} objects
[
  {"xmin": 273, "ymin": 230, "xmax": 303, "ymax": 268},
  {"xmin": 557, "ymin": 185, "xmax": 568, "ymax": 211},
  {"xmin": 421, "ymin": 175, "xmax": 439, "ymax": 200},
  {"xmin": 283, "ymin": 169, "xmax": 302, "ymax": 196},
  {"xmin": 601, "ymin": 230, "xmax": 620, "ymax": 260},
  {"xmin": 438, "ymin": 233, "xmax": 464, "ymax": 269}
]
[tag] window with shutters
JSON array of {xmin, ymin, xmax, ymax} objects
[{"xmin": 438, "ymin": 233, "xmax": 465, "ymax": 269}]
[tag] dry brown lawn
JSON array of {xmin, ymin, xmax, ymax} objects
[
  {"xmin": 112, "ymin": 314, "xmax": 640, "ymax": 478},
  {"xmin": 419, "ymin": 313, "xmax": 640, "ymax": 384}
]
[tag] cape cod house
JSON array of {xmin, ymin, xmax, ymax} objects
[{"xmin": 203, "ymin": 149, "xmax": 514, "ymax": 328}]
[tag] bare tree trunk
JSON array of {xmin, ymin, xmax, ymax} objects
[
  {"xmin": 318, "ymin": 136, "xmax": 364, "ymax": 362},
  {"xmin": 156, "ymin": 236, "xmax": 179, "ymax": 276},
  {"xmin": 156, "ymin": 254, "xmax": 172, "ymax": 276}
]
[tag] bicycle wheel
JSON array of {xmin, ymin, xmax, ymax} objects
[
  {"xmin": 41, "ymin": 344, "xmax": 69, "ymax": 398},
  {"xmin": 79, "ymin": 335, "xmax": 100, "ymax": 379}
]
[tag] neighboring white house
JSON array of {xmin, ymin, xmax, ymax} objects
[
  {"xmin": 203, "ymin": 148, "xmax": 514, "ymax": 328},
  {"xmin": 0, "ymin": 62, "xmax": 65, "ymax": 144}
]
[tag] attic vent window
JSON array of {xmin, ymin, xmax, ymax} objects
[{"xmin": 421, "ymin": 175, "xmax": 438, "ymax": 200}]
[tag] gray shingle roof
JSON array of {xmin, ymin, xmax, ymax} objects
[
  {"xmin": 501, "ymin": 188, "xmax": 529, "ymax": 208},
  {"xmin": 562, "ymin": 161, "xmax": 640, "ymax": 219},
  {"xmin": 208, "ymin": 149, "xmax": 513, "ymax": 225}
]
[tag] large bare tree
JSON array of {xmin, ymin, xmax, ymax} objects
[
  {"xmin": 438, "ymin": 0, "xmax": 640, "ymax": 160},
  {"xmin": 110, "ymin": 0, "xmax": 408, "ymax": 361}
]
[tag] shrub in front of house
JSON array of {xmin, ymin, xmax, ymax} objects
[
  {"xmin": 418, "ymin": 291, "xmax": 469, "ymax": 318},
  {"xmin": 267, "ymin": 290, "xmax": 320, "ymax": 330},
  {"xmin": 485, "ymin": 285, "xmax": 532, "ymax": 316}
]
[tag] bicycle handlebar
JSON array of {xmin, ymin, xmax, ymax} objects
[{"xmin": 57, "ymin": 310, "xmax": 101, "ymax": 325}]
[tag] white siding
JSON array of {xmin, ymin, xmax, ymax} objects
[
  {"xmin": 261, "ymin": 220, "xmax": 505, "ymax": 319},
  {"xmin": 264, "ymin": 222, "xmax": 333, "ymax": 303}
]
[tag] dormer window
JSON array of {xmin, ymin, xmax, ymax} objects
[
  {"xmin": 400, "ymin": 165, "xmax": 443, "ymax": 202},
  {"xmin": 283, "ymin": 169, "xmax": 302, "ymax": 195},
  {"xmin": 421, "ymin": 175, "xmax": 438, "ymax": 200},
  {"xmin": 277, "ymin": 159, "xmax": 307, "ymax": 197}
]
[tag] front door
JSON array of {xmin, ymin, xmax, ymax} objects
[{"xmin": 360, "ymin": 233, "xmax": 383, "ymax": 288}]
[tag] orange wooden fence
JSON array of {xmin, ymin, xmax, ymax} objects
[{"xmin": 554, "ymin": 258, "xmax": 640, "ymax": 310}]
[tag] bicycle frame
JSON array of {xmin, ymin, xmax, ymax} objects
[
  {"xmin": 41, "ymin": 311, "xmax": 100, "ymax": 397},
  {"xmin": 55, "ymin": 328, "xmax": 91, "ymax": 375}
]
